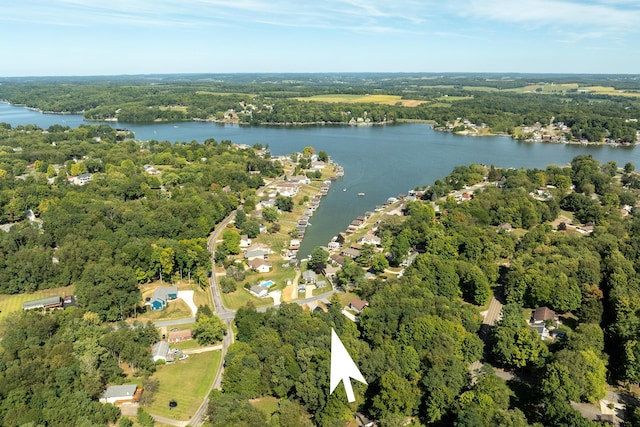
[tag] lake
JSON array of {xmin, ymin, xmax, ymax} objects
[{"xmin": 2, "ymin": 102, "xmax": 639, "ymax": 257}]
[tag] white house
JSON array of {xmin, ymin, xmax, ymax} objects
[
  {"xmin": 239, "ymin": 235, "xmax": 252, "ymax": 248},
  {"xmin": 250, "ymin": 285, "xmax": 269, "ymax": 298},
  {"xmin": 99, "ymin": 384, "xmax": 140, "ymax": 404},
  {"xmin": 248, "ymin": 258, "xmax": 272, "ymax": 273}
]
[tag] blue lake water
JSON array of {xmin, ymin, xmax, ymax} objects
[{"xmin": 2, "ymin": 102, "xmax": 639, "ymax": 257}]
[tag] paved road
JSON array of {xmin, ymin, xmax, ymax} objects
[
  {"xmin": 151, "ymin": 212, "xmax": 238, "ymax": 427},
  {"xmin": 469, "ymin": 286, "xmax": 504, "ymax": 383},
  {"xmin": 151, "ymin": 208, "xmax": 338, "ymax": 426},
  {"xmin": 153, "ymin": 317, "xmax": 196, "ymax": 328}
]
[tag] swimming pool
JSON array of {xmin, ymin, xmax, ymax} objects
[{"xmin": 259, "ymin": 280, "xmax": 275, "ymax": 287}]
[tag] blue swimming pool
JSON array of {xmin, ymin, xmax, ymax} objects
[{"xmin": 260, "ymin": 280, "xmax": 275, "ymax": 287}]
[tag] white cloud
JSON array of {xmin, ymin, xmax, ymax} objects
[{"xmin": 459, "ymin": 0, "xmax": 640, "ymax": 31}]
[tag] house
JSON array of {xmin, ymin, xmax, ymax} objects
[
  {"xmin": 239, "ymin": 235, "xmax": 252, "ymax": 248},
  {"xmin": 245, "ymin": 248, "xmax": 269, "ymax": 261},
  {"xmin": 330, "ymin": 254, "xmax": 345, "ymax": 266},
  {"xmin": 23, "ymin": 296, "xmax": 63, "ymax": 311},
  {"xmin": 151, "ymin": 341, "xmax": 171, "ymax": 363},
  {"xmin": 248, "ymin": 258, "xmax": 272, "ymax": 273},
  {"xmin": 168, "ymin": 329, "xmax": 192, "ymax": 343},
  {"xmin": 71, "ymin": 173, "xmax": 92, "ymax": 186},
  {"xmin": 276, "ymin": 183, "xmax": 300, "ymax": 197},
  {"xmin": 147, "ymin": 286, "xmax": 178, "ymax": 311},
  {"xmin": 302, "ymin": 270, "xmax": 317, "ymax": 283},
  {"xmin": 323, "ymin": 264, "xmax": 340, "ymax": 281},
  {"xmin": 532, "ymin": 307, "xmax": 556, "ymax": 324},
  {"xmin": 289, "ymin": 239, "xmax": 301, "ymax": 250},
  {"xmin": 316, "ymin": 280, "xmax": 327, "ymax": 289},
  {"xmin": 288, "ymin": 175, "xmax": 311, "ymax": 185},
  {"xmin": 342, "ymin": 248, "xmax": 361, "ymax": 259},
  {"xmin": 250, "ymin": 285, "xmax": 269, "ymax": 298},
  {"xmin": 358, "ymin": 233, "xmax": 381, "ymax": 246},
  {"xmin": 355, "ymin": 412, "xmax": 376, "ymax": 427},
  {"xmin": 350, "ymin": 298, "xmax": 369, "ymax": 313},
  {"xmin": 530, "ymin": 323, "xmax": 550, "ymax": 340},
  {"xmin": 99, "ymin": 384, "xmax": 141, "ymax": 404},
  {"xmin": 327, "ymin": 241, "xmax": 340, "ymax": 251},
  {"xmin": 497, "ymin": 223, "xmax": 513, "ymax": 232}
]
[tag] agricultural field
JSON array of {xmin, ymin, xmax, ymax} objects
[
  {"xmin": 0, "ymin": 285, "xmax": 74, "ymax": 323},
  {"xmin": 295, "ymin": 93, "xmax": 425, "ymax": 106},
  {"xmin": 143, "ymin": 350, "xmax": 221, "ymax": 421}
]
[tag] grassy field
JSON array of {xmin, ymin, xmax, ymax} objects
[
  {"xmin": 250, "ymin": 396, "xmax": 280, "ymax": 422},
  {"xmin": 144, "ymin": 350, "xmax": 221, "ymax": 421},
  {"xmin": 0, "ymin": 285, "xmax": 74, "ymax": 323},
  {"xmin": 221, "ymin": 285, "xmax": 274, "ymax": 310},
  {"xmin": 295, "ymin": 94, "xmax": 425, "ymax": 106}
]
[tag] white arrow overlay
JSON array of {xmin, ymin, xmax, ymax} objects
[{"xmin": 330, "ymin": 328, "xmax": 367, "ymax": 402}]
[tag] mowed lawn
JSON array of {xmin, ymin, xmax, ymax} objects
[
  {"xmin": 144, "ymin": 350, "xmax": 221, "ymax": 421},
  {"xmin": 0, "ymin": 285, "xmax": 74, "ymax": 323}
]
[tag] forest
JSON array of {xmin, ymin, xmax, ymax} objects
[
  {"xmin": 0, "ymin": 123, "xmax": 281, "ymax": 321},
  {"xmin": 1, "ymin": 73, "xmax": 639, "ymax": 143},
  {"xmin": 209, "ymin": 155, "xmax": 640, "ymax": 426}
]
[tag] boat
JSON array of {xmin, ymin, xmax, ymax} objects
[{"xmin": 358, "ymin": 192, "xmax": 365, "ymax": 197}]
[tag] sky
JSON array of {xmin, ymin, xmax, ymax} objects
[{"xmin": 1, "ymin": 0, "xmax": 639, "ymax": 76}]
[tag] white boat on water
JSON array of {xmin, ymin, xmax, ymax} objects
[{"xmin": 358, "ymin": 192, "xmax": 365, "ymax": 197}]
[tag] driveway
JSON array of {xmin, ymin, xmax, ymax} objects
[
  {"xmin": 177, "ymin": 290, "xmax": 198, "ymax": 317},
  {"xmin": 269, "ymin": 290, "xmax": 282, "ymax": 306}
]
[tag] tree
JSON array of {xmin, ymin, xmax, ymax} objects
[
  {"xmin": 491, "ymin": 304, "xmax": 548, "ymax": 369},
  {"xmin": 240, "ymin": 220, "xmax": 261, "ymax": 239},
  {"xmin": 371, "ymin": 253, "xmax": 389, "ymax": 274},
  {"xmin": 220, "ymin": 276, "xmax": 237, "ymax": 294},
  {"xmin": 222, "ymin": 229, "xmax": 241, "ymax": 255},
  {"xmin": 193, "ymin": 315, "xmax": 227, "ymax": 345},
  {"xmin": 356, "ymin": 244, "xmax": 376, "ymax": 267},
  {"xmin": 371, "ymin": 370, "xmax": 420, "ymax": 418},
  {"xmin": 309, "ymin": 247, "xmax": 328, "ymax": 273},
  {"xmin": 75, "ymin": 262, "xmax": 141, "ymax": 322},
  {"xmin": 275, "ymin": 196, "xmax": 293, "ymax": 212},
  {"xmin": 262, "ymin": 205, "xmax": 279, "ymax": 223},
  {"xmin": 234, "ymin": 209, "xmax": 247, "ymax": 228},
  {"xmin": 625, "ymin": 162, "xmax": 635, "ymax": 173},
  {"xmin": 457, "ymin": 261, "xmax": 490, "ymax": 305}
]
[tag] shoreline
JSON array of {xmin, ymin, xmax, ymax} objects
[
  {"xmin": 2, "ymin": 100, "xmax": 637, "ymax": 146},
  {"xmin": 432, "ymin": 124, "xmax": 639, "ymax": 147}
]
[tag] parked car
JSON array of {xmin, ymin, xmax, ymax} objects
[{"xmin": 179, "ymin": 354, "xmax": 189, "ymax": 361}]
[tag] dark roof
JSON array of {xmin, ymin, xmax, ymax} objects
[
  {"xmin": 533, "ymin": 306, "xmax": 556, "ymax": 323},
  {"xmin": 350, "ymin": 298, "xmax": 369, "ymax": 311}
]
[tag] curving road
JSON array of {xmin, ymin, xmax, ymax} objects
[{"xmin": 151, "ymin": 207, "xmax": 340, "ymax": 426}]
